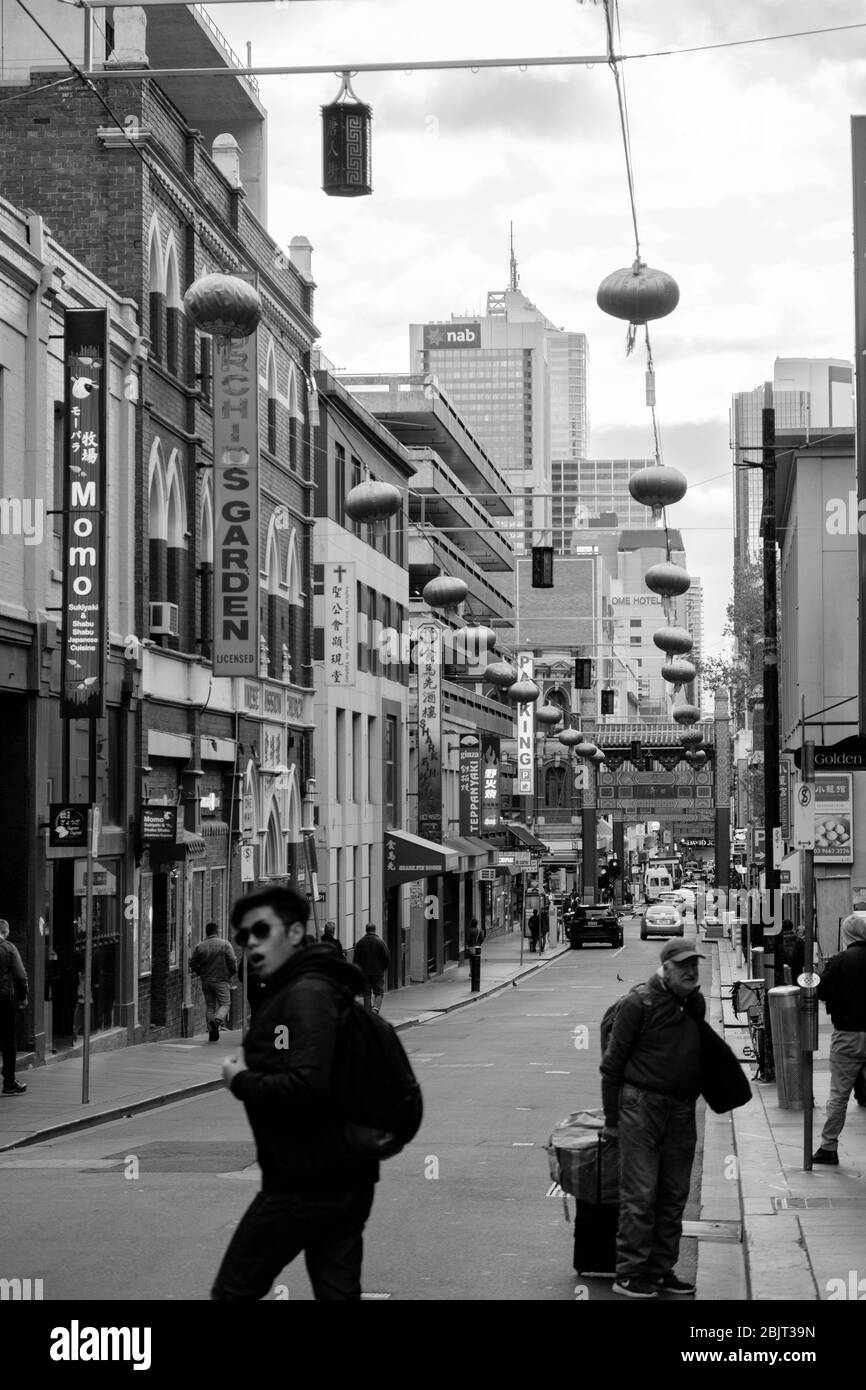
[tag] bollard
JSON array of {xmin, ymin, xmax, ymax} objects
[
  {"xmin": 750, "ymin": 945, "xmax": 764, "ymax": 980},
  {"xmin": 469, "ymin": 945, "xmax": 482, "ymax": 993},
  {"xmin": 768, "ymin": 986, "xmax": 803, "ymax": 1109}
]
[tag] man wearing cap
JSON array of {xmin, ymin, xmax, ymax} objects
[
  {"xmin": 812, "ymin": 912, "xmax": 866, "ymax": 1165},
  {"xmin": 600, "ymin": 938, "xmax": 706, "ymax": 1299}
]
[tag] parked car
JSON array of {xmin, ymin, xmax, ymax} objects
[
  {"xmin": 640, "ymin": 901, "xmax": 685, "ymax": 940},
  {"xmin": 566, "ymin": 904, "xmax": 624, "ymax": 950}
]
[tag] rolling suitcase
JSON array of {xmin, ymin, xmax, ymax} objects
[{"xmin": 546, "ymin": 1111, "xmax": 620, "ymax": 1278}]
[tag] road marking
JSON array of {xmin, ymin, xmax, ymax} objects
[
  {"xmin": 361, "ymin": 1293, "xmax": 392, "ymax": 1300},
  {"xmin": 0, "ymin": 1157, "xmax": 121, "ymax": 1169},
  {"xmin": 512, "ymin": 1142, "xmax": 535, "ymax": 1147},
  {"xmin": 524, "ymin": 1012, "xmax": 570, "ymax": 1017},
  {"xmin": 544, "ymin": 1070, "xmax": 571, "ymax": 1075},
  {"xmin": 515, "ymin": 1106, "xmax": 533, "ymax": 1111},
  {"xmin": 427, "ymin": 1062, "xmax": 495, "ymax": 1068}
]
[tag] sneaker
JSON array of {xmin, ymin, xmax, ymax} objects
[
  {"xmin": 653, "ymin": 1272, "xmax": 696, "ymax": 1295},
  {"xmin": 812, "ymin": 1147, "xmax": 840, "ymax": 1165},
  {"xmin": 2, "ymin": 1081, "xmax": 27, "ymax": 1095},
  {"xmin": 612, "ymin": 1276, "xmax": 659, "ymax": 1299},
  {"xmin": 207, "ymin": 1021, "xmax": 220, "ymax": 1042}
]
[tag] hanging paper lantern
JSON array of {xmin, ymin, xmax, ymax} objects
[
  {"xmin": 672, "ymin": 704, "xmax": 701, "ymax": 725},
  {"xmin": 597, "ymin": 259, "xmax": 680, "ymax": 325},
  {"xmin": 628, "ymin": 465, "xmax": 688, "ymax": 520},
  {"xmin": 454, "ymin": 625, "xmax": 496, "ymax": 653},
  {"xmin": 661, "ymin": 658, "xmax": 697, "ymax": 686},
  {"xmin": 484, "ymin": 660, "xmax": 518, "ymax": 688},
  {"xmin": 322, "ymin": 74, "xmax": 372, "ymax": 197},
  {"xmin": 535, "ymin": 704, "xmax": 564, "ymax": 727},
  {"xmin": 653, "ymin": 626, "xmax": 693, "ymax": 656},
  {"xmin": 183, "ymin": 273, "xmax": 262, "ymax": 339},
  {"xmin": 679, "ymin": 728, "xmax": 704, "ymax": 746},
  {"xmin": 423, "ymin": 575, "xmax": 469, "ymax": 609},
  {"xmin": 645, "ymin": 562, "xmax": 691, "ymax": 598},
  {"xmin": 591, "ymin": 749, "xmax": 607, "ymax": 764},
  {"xmin": 345, "ymin": 479, "xmax": 401, "ymax": 524},
  {"xmin": 506, "ymin": 679, "xmax": 541, "ymax": 704},
  {"xmin": 686, "ymin": 749, "xmax": 708, "ymax": 767},
  {"xmin": 558, "ymin": 727, "xmax": 585, "ymax": 748},
  {"xmin": 575, "ymin": 742, "xmax": 599, "ymax": 759}
]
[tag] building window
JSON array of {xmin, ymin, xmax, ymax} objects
[
  {"xmin": 352, "ymin": 713, "xmax": 362, "ymax": 802},
  {"xmin": 367, "ymin": 716, "xmax": 376, "ymax": 802},
  {"xmin": 335, "ymin": 708, "xmax": 346, "ymax": 802},
  {"xmin": 199, "ymin": 338, "xmax": 212, "ymax": 404},
  {"xmin": 384, "ymin": 714, "xmax": 397, "ymax": 828},
  {"xmin": 267, "ymin": 395, "xmax": 277, "ymax": 455},
  {"xmin": 335, "ymin": 442, "xmax": 346, "ymax": 520},
  {"xmin": 149, "ymin": 291, "xmax": 164, "ymax": 363}
]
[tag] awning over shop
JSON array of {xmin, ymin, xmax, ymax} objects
[
  {"xmin": 441, "ymin": 835, "xmax": 493, "ymax": 870},
  {"xmin": 384, "ymin": 829, "xmax": 459, "ymax": 888},
  {"xmin": 503, "ymin": 822, "xmax": 550, "ymax": 854},
  {"xmin": 148, "ymin": 828, "xmax": 207, "ymax": 864}
]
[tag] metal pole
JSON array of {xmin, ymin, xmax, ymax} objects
[
  {"xmin": 519, "ymin": 867, "xmax": 526, "ymax": 967},
  {"xmin": 761, "ymin": 383, "xmax": 781, "ymax": 969},
  {"xmin": 83, "ymin": 52, "xmax": 619, "ymax": 82},
  {"xmin": 802, "ymin": 730, "xmax": 816, "ymax": 1170},
  {"xmin": 82, "ymin": 805, "xmax": 96, "ymax": 1105}
]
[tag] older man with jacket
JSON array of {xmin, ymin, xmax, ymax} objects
[
  {"xmin": 600, "ymin": 938, "xmax": 706, "ymax": 1300},
  {"xmin": 812, "ymin": 913, "xmax": 866, "ymax": 1165}
]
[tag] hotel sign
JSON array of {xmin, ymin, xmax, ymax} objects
[
  {"xmin": 213, "ymin": 332, "xmax": 259, "ymax": 677},
  {"xmin": 417, "ymin": 622, "xmax": 443, "ymax": 841},
  {"xmin": 516, "ymin": 651, "xmax": 535, "ymax": 796},
  {"xmin": 61, "ymin": 308, "xmax": 108, "ymax": 718}
]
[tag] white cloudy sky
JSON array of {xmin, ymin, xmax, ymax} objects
[{"xmin": 208, "ymin": 0, "xmax": 864, "ymax": 653}]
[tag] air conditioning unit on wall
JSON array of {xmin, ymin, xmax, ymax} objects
[{"xmin": 149, "ymin": 601, "xmax": 179, "ymax": 636}]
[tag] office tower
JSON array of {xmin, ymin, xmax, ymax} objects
[{"xmin": 551, "ymin": 457, "xmax": 655, "ymax": 554}]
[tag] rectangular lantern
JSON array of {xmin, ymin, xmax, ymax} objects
[
  {"xmin": 531, "ymin": 545, "xmax": 554, "ymax": 588},
  {"xmin": 322, "ymin": 99, "xmax": 373, "ymax": 197}
]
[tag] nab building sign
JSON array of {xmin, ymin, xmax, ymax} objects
[{"xmin": 423, "ymin": 322, "xmax": 481, "ymax": 350}]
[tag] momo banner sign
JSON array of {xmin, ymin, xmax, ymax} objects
[
  {"xmin": 416, "ymin": 622, "xmax": 443, "ymax": 842},
  {"xmin": 61, "ymin": 309, "xmax": 108, "ymax": 718},
  {"xmin": 458, "ymin": 733, "xmax": 481, "ymax": 835},
  {"xmin": 481, "ymin": 734, "xmax": 501, "ymax": 830},
  {"xmin": 213, "ymin": 332, "xmax": 259, "ymax": 676},
  {"xmin": 516, "ymin": 651, "xmax": 535, "ymax": 796}
]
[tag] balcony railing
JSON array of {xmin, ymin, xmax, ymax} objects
[{"xmin": 194, "ymin": 5, "xmax": 260, "ymax": 95}]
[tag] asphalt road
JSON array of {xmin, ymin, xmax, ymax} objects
[{"xmin": 0, "ymin": 915, "xmax": 704, "ymax": 1301}]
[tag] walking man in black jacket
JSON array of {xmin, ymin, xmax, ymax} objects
[
  {"xmin": 812, "ymin": 913, "xmax": 866, "ymax": 1165},
  {"xmin": 211, "ymin": 885, "xmax": 379, "ymax": 1300},
  {"xmin": 352, "ymin": 923, "xmax": 391, "ymax": 1014},
  {"xmin": 600, "ymin": 938, "xmax": 706, "ymax": 1300}
]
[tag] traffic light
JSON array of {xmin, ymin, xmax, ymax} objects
[
  {"xmin": 575, "ymin": 658, "xmax": 592, "ymax": 689},
  {"xmin": 608, "ymin": 855, "xmax": 621, "ymax": 880},
  {"xmin": 531, "ymin": 545, "xmax": 554, "ymax": 588},
  {"xmin": 601, "ymin": 689, "xmax": 615, "ymax": 715},
  {"xmin": 598, "ymin": 867, "xmax": 609, "ymax": 890}
]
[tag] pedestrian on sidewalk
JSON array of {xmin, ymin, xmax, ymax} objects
[
  {"xmin": 322, "ymin": 921, "xmax": 345, "ymax": 958},
  {"xmin": 467, "ymin": 918, "xmax": 485, "ymax": 949},
  {"xmin": 0, "ymin": 919, "xmax": 29, "ymax": 1095},
  {"xmin": 780, "ymin": 919, "xmax": 805, "ymax": 983},
  {"xmin": 527, "ymin": 910, "xmax": 540, "ymax": 953},
  {"xmin": 190, "ymin": 922, "xmax": 238, "ymax": 1042},
  {"xmin": 600, "ymin": 938, "xmax": 706, "ymax": 1300},
  {"xmin": 212, "ymin": 884, "xmax": 379, "ymax": 1300},
  {"xmin": 352, "ymin": 924, "xmax": 391, "ymax": 1014},
  {"xmin": 812, "ymin": 912, "xmax": 866, "ymax": 1165}
]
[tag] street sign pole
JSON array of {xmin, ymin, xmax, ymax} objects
[
  {"xmin": 801, "ymin": 735, "xmax": 818, "ymax": 1170},
  {"xmin": 81, "ymin": 805, "xmax": 99, "ymax": 1105},
  {"xmin": 520, "ymin": 867, "xmax": 526, "ymax": 967}
]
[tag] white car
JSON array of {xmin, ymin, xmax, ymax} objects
[{"xmin": 641, "ymin": 901, "xmax": 685, "ymax": 940}]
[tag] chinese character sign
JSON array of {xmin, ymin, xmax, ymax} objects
[
  {"xmin": 481, "ymin": 734, "xmax": 501, "ymax": 830},
  {"xmin": 458, "ymin": 733, "xmax": 481, "ymax": 835},
  {"xmin": 61, "ymin": 309, "xmax": 108, "ymax": 718},
  {"xmin": 516, "ymin": 651, "xmax": 535, "ymax": 796},
  {"xmin": 212, "ymin": 333, "xmax": 260, "ymax": 677},
  {"xmin": 326, "ymin": 561, "xmax": 355, "ymax": 686},
  {"xmin": 814, "ymin": 774, "xmax": 853, "ymax": 863},
  {"xmin": 416, "ymin": 622, "xmax": 442, "ymax": 841}
]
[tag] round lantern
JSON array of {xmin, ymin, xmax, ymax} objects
[
  {"xmin": 591, "ymin": 749, "xmax": 607, "ymax": 764},
  {"xmin": 507, "ymin": 679, "xmax": 541, "ymax": 704},
  {"xmin": 183, "ymin": 273, "xmax": 262, "ymax": 339},
  {"xmin": 653, "ymin": 626, "xmax": 693, "ymax": 656},
  {"xmin": 597, "ymin": 259, "xmax": 680, "ymax": 325},
  {"xmin": 558, "ymin": 727, "xmax": 585, "ymax": 748},
  {"xmin": 672, "ymin": 704, "xmax": 701, "ymax": 725},
  {"xmin": 345, "ymin": 479, "xmax": 402, "ymax": 525},
  {"xmin": 423, "ymin": 575, "xmax": 469, "ymax": 609},
  {"xmin": 628, "ymin": 465, "xmax": 688, "ymax": 521},
  {"xmin": 645, "ymin": 562, "xmax": 691, "ymax": 598},
  {"xmin": 686, "ymin": 749, "xmax": 708, "ymax": 767},
  {"xmin": 454, "ymin": 625, "xmax": 496, "ymax": 654},
  {"xmin": 575, "ymin": 742, "xmax": 599, "ymax": 759},
  {"xmin": 484, "ymin": 660, "xmax": 518, "ymax": 688},
  {"xmin": 535, "ymin": 704, "xmax": 564, "ymax": 727},
  {"xmin": 661, "ymin": 658, "xmax": 697, "ymax": 686},
  {"xmin": 679, "ymin": 728, "xmax": 704, "ymax": 746}
]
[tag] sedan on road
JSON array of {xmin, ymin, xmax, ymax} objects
[{"xmin": 640, "ymin": 901, "xmax": 685, "ymax": 940}]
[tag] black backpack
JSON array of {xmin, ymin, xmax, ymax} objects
[
  {"xmin": 599, "ymin": 983, "xmax": 652, "ymax": 1054},
  {"xmin": 337, "ymin": 1002, "xmax": 423, "ymax": 1159}
]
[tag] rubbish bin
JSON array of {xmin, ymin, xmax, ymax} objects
[
  {"xmin": 469, "ymin": 946, "xmax": 482, "ymax": 993},
  {"xmin": 768, "ymin": 986, "xmax": 803, "ymax": 1110}
]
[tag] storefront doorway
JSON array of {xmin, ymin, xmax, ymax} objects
[{"xmin": 47, "ymin": 858, "xmax": 121, "ymax": 1053}]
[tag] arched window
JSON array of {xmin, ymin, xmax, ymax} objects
[
  {"xmin": 148, "ymin": 440, "xmax": 168, "ymax": 607},
  {"xmin": 164, "ymin": 236, "xmax": 182, "ymax": 377},
  {"xmin": 263, "ymin": 519, "xmax": 286, "ymax": 679},
  {"xmin": 199, "ymin": 478, "xmax": 214, "ymax": 660},
  {"xmin": 285, "ymin": 526, "xmax": 303, "ymax": 685},
  {"xmin": 263, "ymin": 802, "xmax": 285, "ymax": 879},
  {"xmin": 545, "ymin": 686, "xmax": 572, "ymax": 720},
  {"xmin": 147, "ymin": 218, "xmax": 164, "ymax": 363},
  {"xmin": 545, "ymin": 764, "xmax": 567, "ymax": 809},
  {"xmin": 266, "ymin": 344, "xmax": 278, "ymax": 455},
  {"xmin": 287, "ymin": 363, "xmax": 301, "ymax": 471},
  {"xmin": 164, "ymin": 450, "xmax": 187, "ymax": 647}
]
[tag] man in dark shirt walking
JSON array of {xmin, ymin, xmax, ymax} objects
[
  {"xmin": 813, "ymin": 913, "xmax": 866, "ymax": 1165},
  {"xmin": 601, "ymin": 938, "xmax": 706, "ymax": 1299},
  {"xmin": 190, "ymin": 922, "xmax": 238, "ymax": 1041},
  {"xmin": 352, "ymin": 923, "xmax": 390, "ymax": 1014}
]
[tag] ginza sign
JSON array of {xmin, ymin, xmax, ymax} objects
[{"xmin": 213, "ymin": 335, "xmax": 260, "ymax": 676}]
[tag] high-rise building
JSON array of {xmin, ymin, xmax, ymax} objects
[
  {"xmin": 731, "ymin": 358, "xmax": 853, "ymax": 570},
  {"xmin": 551, "ymin": 457, "xmax": 655, "ymax": 553},
  {"xmin": 685, "ymin": 579, "xmax": 704, "ymax": 708},
  {"xmin": 410, "ymin": 279, "xmax": 588, "ymax": 552}
]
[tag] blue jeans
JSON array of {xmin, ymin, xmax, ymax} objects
[
  {"xmin": 616, "ymin": 1083, "xmax": 697, "ymax": 1279},
  {"xmin": 820, "ymin": 1029, "xmax": 866, "ymax": 1150}
]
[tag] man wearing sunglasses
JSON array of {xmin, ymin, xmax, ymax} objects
[{"xmin": 211, "ymin": 884, "xmax": 379, "ymax": 1300}]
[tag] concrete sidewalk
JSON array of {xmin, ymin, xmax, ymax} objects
[
  {"xmin": 698, "ymin": 931, "xmax": 866, "ymax": 1301},
  {"xmin": 0, "ymin": 930, "xmax": 568, "ymax": 1153}
]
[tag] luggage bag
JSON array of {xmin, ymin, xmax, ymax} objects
[
  {"xmin": 573, "ymin": 1195, "xmax": 619, "ymax": 1278},
  {"xmin": 546, "ymin": 1109, "xmax": 620, "ymax": 1278}
]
